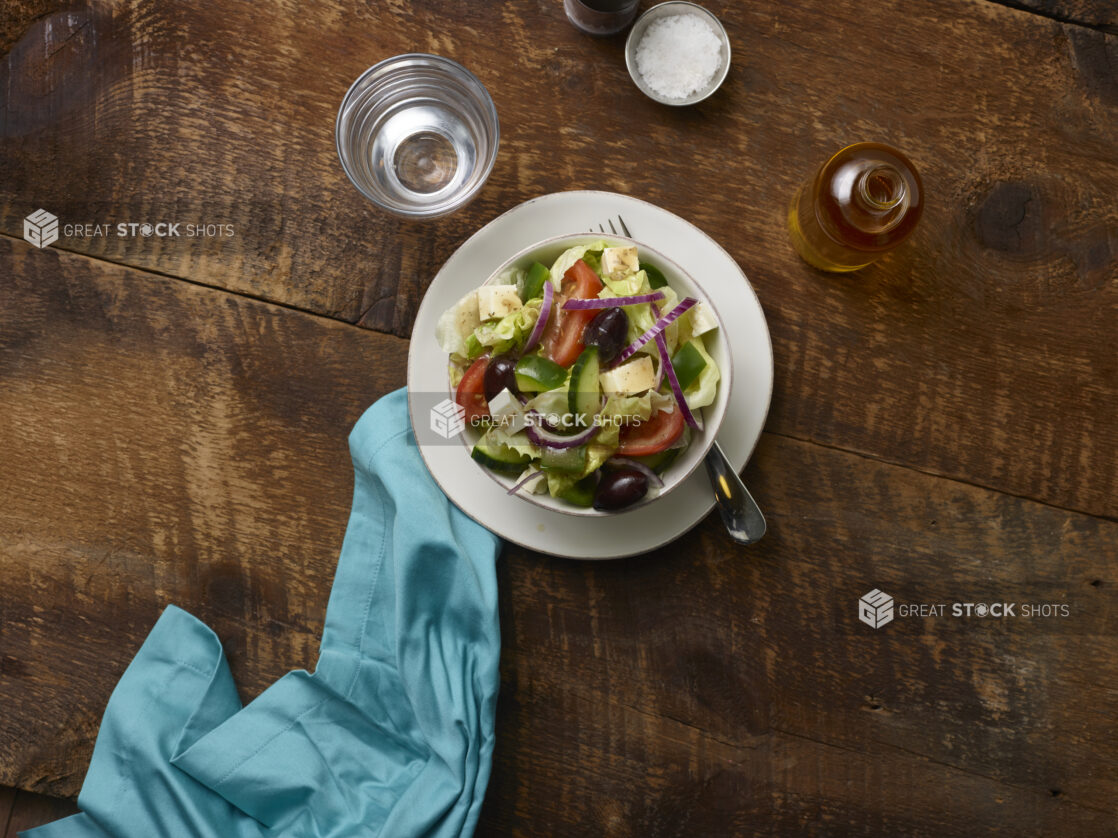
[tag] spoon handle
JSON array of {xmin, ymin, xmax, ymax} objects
[{"xmin": 704, "ymin": 441, "xmax": 766, "ymax": 545}]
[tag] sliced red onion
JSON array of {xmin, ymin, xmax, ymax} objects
[
  {"xmin": 524, "ymin": 418, "xmax": 599, "ymax": 449},
  {"xmin": 522, "ymin": 280, "xmax": 554, "ymax": 353},
  {"xmin": 507, "ymin": 470, "xmax": 544, "ymax": 495},
  {"xmin": 651, "ymin": 302, "xmax": 664, "ymax": 390},
  {"xmin": 608, "ymin": 457, "xmax": 665, "ymax": 488},
  {"xmin": 655, "ymin": 329, "xmax": 701, "ymax": 430},
  {"xmin": 561, "ymin": 292, "xmax": 664, "ymax": 310},
  {"xmin": 528, "ymin": 410, "xmax": 561, "ymax": 431},
  {"xmin": 613, "ymin": 297, "xmax": 697, "ymax": 366}
]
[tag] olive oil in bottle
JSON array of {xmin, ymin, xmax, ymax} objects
[{"xmin": 788, "ymin": 142, "xmax": 924, "ymax": 272}]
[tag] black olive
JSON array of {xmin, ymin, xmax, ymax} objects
[
  {"xmin": 582, "ymin": 307, "xmax": 629, "ymax": 366},
  {"xmin": 483, "ymin": 354, "xmax": 520, "ymax": 402},
  {"xmin": 592, "ymin": 467, "xmax": 649, "ymax": 511}
]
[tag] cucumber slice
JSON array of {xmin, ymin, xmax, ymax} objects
[
  {"xmin": 567, "ymin": 346, "xmax": 600, "ymax": 426},
  {"xmin": 540, "ymin": 445, "xmax": 588, "ymax": 474},
  {"xmin": 517, "ymin": 261, "xmax": 551, "ymax": 302},
  {"xmin": 471, "ymin": 436, "xmax": 530, "ymax": 473}
]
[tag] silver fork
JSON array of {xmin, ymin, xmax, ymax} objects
[{"xmin": 593, "ymin": 215, "xmax": 767, "ymax": 545}]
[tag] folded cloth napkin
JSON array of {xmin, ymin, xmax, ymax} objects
[{"xmin": 24, "ymin": 387, "xmax": 502, "ymax": 838}]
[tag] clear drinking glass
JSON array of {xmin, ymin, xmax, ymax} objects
[
  {"xmin": 564, "ymin": 0, "xmax": 640, "ymax": 35},
  {"xmin": 336, "ymin": 54, "xmax": 500, "ymax": 219}
]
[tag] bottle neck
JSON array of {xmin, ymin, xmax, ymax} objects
[{"xmin": 855, "ymin": 165, "xmax": 909, "ymax": 217}]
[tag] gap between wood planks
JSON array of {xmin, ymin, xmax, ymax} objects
[
  {"xmin": 5, "ymin": 230, "xmax": 1114, "ymax": 530},
  {"xmin": 983, "ymin": 0, "xmax": 1118, "ymax": 34},
  {"xmin": 0, "ymin": 231, "xmax": 409, "ymax": 343},
  {"xmin": 763, "ymin": 431, "xmax": 1118, "ymax": 526}
]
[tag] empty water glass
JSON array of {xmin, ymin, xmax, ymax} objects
[{"xmin": 336, "ymin": 54, "xmax": 500, "ymax": 219}]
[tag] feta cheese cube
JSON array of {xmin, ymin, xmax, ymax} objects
[
  {"xmin": 688, "ymin": 302, "xmax": 719, "ymax": 337},
  {"xmin": 601, "ymin": 246, "xmax": 639, "ymax": 281},
  {"xmin": 477, "ymin": 285, "xmax": 523, "ymax": 320},
  {"xmin": 513, "ymin": 467, "xmax": 547, "ymax": 495},
  {"xmin": 599, "ymin": 355, "xmax": 656, "ymax": 395},
  {"xmin": 488, "ymin": 387, "xmax": 527, "ymax": 432}
]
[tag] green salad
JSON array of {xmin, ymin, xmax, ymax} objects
[{"xmin": 435, "ymin": 239, "xmax": 720, "ymax": 510}]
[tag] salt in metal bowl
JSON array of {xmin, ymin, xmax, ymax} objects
[{"xmin": 624, "ymin": 2, "xmax": 731, "ymax": 106}]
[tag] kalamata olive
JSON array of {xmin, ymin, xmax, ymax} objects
[
  {"xmin": 592, "ymin": 466, "xmax": 649, "ymax": 511},
  {"xmin": 483, "ymin": 354, "xmax": 520, "ymax": 402},
  {"xmin": 582, "ymin": 307, "xmax": 629, "ymax": 366}
]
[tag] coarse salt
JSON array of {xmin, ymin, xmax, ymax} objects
[{"xmin": 634, "ymin": 14, "xmax": 723, "ymax": 101}]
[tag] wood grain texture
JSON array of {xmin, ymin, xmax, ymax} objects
[
  {"xmin": 0, "ymin": 237, "xmax": 406, "ymax": 792},
  {"xmin": 0, "ymin": 787, "xmax": 13, "ymax": 836},
  {"xmin": 480, "ymin": 432, "xmax": 1118, "ymax": 836},
  {"xmin": 3, "ymin": 790, "xmax": 78, "ymax": 837},
  {"xmin": 1, "ymin": 0, "xmax": 1115, "ymax": 526},
  {"xmin": 2, "ymin": 0, "xmax": 1118, "ymax": 834},
  {"xmin": 2, "ymin": 242, "xmax": 1115, "ymax": 832},
  {"xmin": 985, "ymin": 0, "xmax": 1118, "ymax": 31}
]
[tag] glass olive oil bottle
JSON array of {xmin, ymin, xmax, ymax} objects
[{"xmin": 788, "ymin": 142, "xmax": 924, "ymax": 272}]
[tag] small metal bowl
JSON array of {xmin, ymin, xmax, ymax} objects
[{"xmin": 624, "ymin": 2, "xmax": 731, "ymax": 106}]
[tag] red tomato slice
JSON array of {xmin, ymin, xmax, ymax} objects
[
  {"xmin": 541, "ymin": 259, "xmax": 604, "ymax": 368},
  {"xmin": 617, "ymin": 403, "xmax": 685, "ymax": 456},
  {"xmin": 455, "ymin": 355, "xmax": 490, "ymax": 422}
]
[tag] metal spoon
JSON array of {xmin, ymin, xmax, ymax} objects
[{"xmin": 704, "ymin": 441, "xmax": 766, "ymax": 545}]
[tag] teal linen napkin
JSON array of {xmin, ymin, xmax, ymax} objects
[{"xmin": 24, "ymin": 388, "xmax": 502, "ymax": 838}]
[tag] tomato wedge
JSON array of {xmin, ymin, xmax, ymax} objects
[
  {"xmin": 616, "ymin": 403, "xmax": 685, "ymax": 456},
  {"xmin": 455, "ymin": 355, "xmax": 490, "ymax": 423},
  {"xmin": 541, "ymin": 259, "xmax": 604, "ymax": 368}
]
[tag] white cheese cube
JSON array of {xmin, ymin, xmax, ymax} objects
[
  {"xmin": 688, "ymin": 302, "xmax": 718, "ymax": 337},
  {"xmin": 599, "ymin": 355, "xmax": 656, "ymax": 395},
  {"xmin": 477, "ymin": 285, "xmax": 523, "ymax": 320},
  {"xmin": 601, "ymin": 246, "xmax": 639, "ymax": 281},
  {"xmin": 513, "ymin": 467, "xmax": 547, "ymax": 495},
  {"xmin": 488, "ymin": 387, "xmax": 527, "ymax": 432},
  {"xmin": 435, "ymin": 289, "xmax": 480, "ymax": 356}
]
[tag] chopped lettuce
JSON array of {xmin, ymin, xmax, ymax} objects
[
  {"xmin": 680, "ymin": 332, "xmax": 720, "ymax": 411},
  {"xmin": 487, "ymin": 426, "xmax": 542, "ymax": 460},
  {"xmin": 622, "ymin": 283, "xmax": 681, "ymax": 358},
  {"xmin": 435, "ymin": 288, "xmax": 480, "ymax": 358},
  {"xmin": 469, "ymin": 298, "xmax": 542, "ymax": 357},
  {"xmin": 601, "ymin": 392, "xmax": 653, "ymax": 425},
  {"xmin": 600, "ymin": 268, "xmax": 649, "ymax": 298},
  {"xmin": 548, "ymin": 239, "xmax": 610, "ymax": 289},
  {"xmin": 491, "ymin": 265, "xmax": 525, "ymax": 287}
]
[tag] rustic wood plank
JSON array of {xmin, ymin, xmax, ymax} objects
[
  {"xmin": 5, "ymin": 239, "xmax": 1114, "ymax": 829},
  {"xmin": 3, "ymin": 790, "xmax": 78, "ymax": 837},
  {"xmin": 479, "ymin": 431, "xmax": 1118, "ymax": 835},
  {"xmin": 0, "ymin": 237, "xmax": 406, "ymax": 793},
  {"xmin": 984, "ymin": 0, "xmax": 1118, "ymax": 31},
  {"xmin": 0, "ymin": 787, "xmax": 13, "ymax": 837},
  {"xmin": 1, "ymin": 0, "xmax": 1115, "ymax": 525}
]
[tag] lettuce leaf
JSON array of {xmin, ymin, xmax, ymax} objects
[
  {"xmin": 548, "ymin": 239, "xmax": 611, "ymax": 289},
  {"xmin": 469, "ymin": 298, "xmax": 542, "ymax": 357},
  {"xmin": 681, "ymin": 332, "xmax": 720, "ymax": 411},
  {"xmin": 543, "ymin": 420, "xmax": 620, "ymax": 499},
  {"xmin": 601, "ymin": 393, "xmax": 653, "ymax": 425}
]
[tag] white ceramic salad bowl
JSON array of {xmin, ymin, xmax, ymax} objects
[{"xmin": 440, "ymin": 232, "xmax": 732, "ymax": 517}]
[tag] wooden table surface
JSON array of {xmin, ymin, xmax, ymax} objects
[{"xmin": 2, "ymin": 0, "xmax": 1117, "ymax": 835}]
